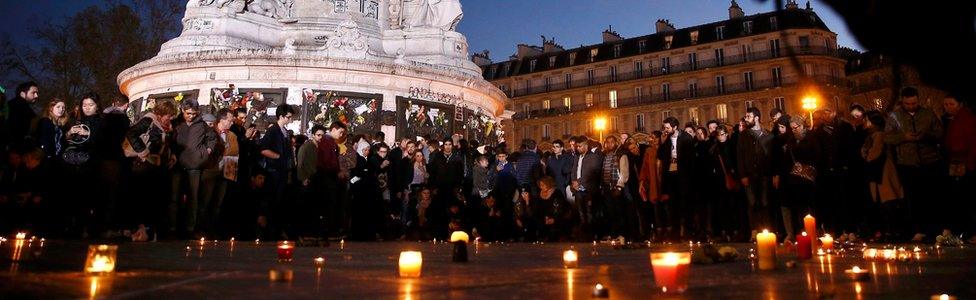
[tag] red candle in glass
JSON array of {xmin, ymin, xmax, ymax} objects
[
  {"xmin": 277, "ymin": 241, "xmax": 294, "ymax": 262},
  {"xmin": 650, "ymin": 252, "xmax": 691, "ymax": 294},
  {"xmin": 796, "ymin": 232, "xmax": 812, "ymax": 260}
]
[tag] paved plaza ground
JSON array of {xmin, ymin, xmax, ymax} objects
[{"xmin": 1, "ymin": 239, "xmax": 974, "ymax": 299}]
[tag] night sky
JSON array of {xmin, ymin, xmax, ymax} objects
[{"xmin": 1, "ymin": 0, "xmax": 862, "ymax": 63}]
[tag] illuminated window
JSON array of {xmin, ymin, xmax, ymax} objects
[
  {"xmin": 609, "ymin": 90, "xmax": 618, "ymax": 108},
  {"xmin": 716, "ymin": 104, "xmax": 728, "ymax": 120}
]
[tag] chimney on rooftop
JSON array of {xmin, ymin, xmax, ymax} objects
[
  {"xmin": 602, "ymin": 25, "xmax": 623, "ymax": 43},
  {"xmin": 541, "ymin": 35, "xmax": 564, "ymax": 53},
  {"xmin": 729, "ymin": 0, "xmax": 744, "ymax": 19},
  {"xmin": 471, "ymin": 50, "xmax": 492, "ymax": 67},
  {"xmin": 655, "ymin": 19, "xmax": 675, "ymax": 33},
  {"xmin": 515, "ymin": 44, "xmax": 543, "ymax": 59}
]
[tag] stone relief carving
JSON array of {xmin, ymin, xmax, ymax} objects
[
  {"xmin": 183, "ymin": 18, "xmax": 215, "ymax": 31},
  {"xmin": 333, "ymin": 0, "xmax": 349, "ymax": 13},
  {"xmin": 388, "ymin": 0, "xmax": 403, "ymax": 29},
  {"xmin": 402, "ymin": 0, "xmax": 463, "ymax": 31},
  {"xmin": 320, "ymin": 19, "xmax": 368, "ymax": 59}
]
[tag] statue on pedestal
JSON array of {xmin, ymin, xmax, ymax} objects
[{"xmin": 401, "ymin": 0, "xmax": 462, "ymax": 31}]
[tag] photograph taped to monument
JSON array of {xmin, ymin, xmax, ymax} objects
[
  {"xmin": 396, "ymin": 96, "xmax": 455, "ymax": 141},
  {"xmin": 305, "ymin": 89, "xmax": 383, "ymax": 136}
]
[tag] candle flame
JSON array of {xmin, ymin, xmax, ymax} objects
[
  {"xmin": 15, "ymin": 232, "xmax": 26, "ymax": 240},
  {"xmin": 801, "ymin": 231, "xmax": 807, "ymax": 237},
  {"xmin": 852, "ymin": 266, "xmax": 861, "ymax": 272},
  {"xmin": 940, "ymin": 294, "xmax": 950, "ymax": 300}
]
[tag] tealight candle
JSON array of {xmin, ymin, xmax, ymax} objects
[
  {"xmin": 84, "ymin": 245, "xmax": 118, "ymax": 274},
  {"xmin": 450, "ymin": 231, "xmax": 469, "ymax": 263},
  {"xmin": 277, "ymin": 241, "xmax": 294, "ymax": 262},
  {"xmin": 756, "ymin": 230, "xmax": 777, "ymax": 270},
  {"xmin": 313, "ymin": 257, "xmax": 326, "ymax": 268},
  {"xmin": 820, "ymin": 234, "xmax": 834, "ymax": 251},
  {"xmin": 15, "ymin": 232, "xmax": 26, "ymax": 240},
  {"xmin": 591, "ymin": 283, "xmax": 610, "ymax": 298},
  {"xmin": 817, "ymin": 248, "xmax": 826, "ymax": 256},
  {"xmin": 650, "ymin": 251, "xmax": 691, "ymax": 294},
  {"xmin": 796, "ymin": 232, "xmax": 812, "ymax": 260},
  {"xmin": 931, "ymin": 294, "xmax": 957, "ymax": 300},
  {"xmin": 398, "ymin": 251, "xmax": 423, "ymax": 278},
  {"xmin": 563, "ymin": 250, "xmax": 579, "ymax": 268},
  {"xmin": 845, "ymin": 266, "xmax": 870, "ymax": 281}
]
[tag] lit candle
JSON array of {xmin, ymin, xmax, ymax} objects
[
  {"xmin": 650, "ymin": 251, "xmax": 691, "ymax": 294},
  {"xmin": 449, "ymin": 231, "xmax": 470, "ymax": 243},
  {"xmin": 756, "ymin": 230, "xmax": 777, "ymax": 270},
  {"xmin": 450, "ymin": 231, "xmax": 469, "ymax": 263},
  {"xmin": 591, "ymin": 283, "xmax": 610, "ymax": 298},
  {"xmin": 817, "ymin": 248, "xmax": 826, "ymax": 256},
  {"xmin": 820, "ymin": 234, "xmax": 834, "ymax": 251},
  {"xmin": 931, "ymin": 294, "xmax": 957, "ymax": 300},
  {"xmin": 398, "ymin": 251, "xmax": 423, "ymax": 278},
  {"xmin": 277, "ymin": 241, "xmax": 294, "ymax": 262},
  {"xmin": 863, "ymin": 248, "xmax": 878, "ymax": 260},
  {"xmin": 563, "ymin": 250, "xmax": 579, "ymax": 268},
  {"xmin": 84, "ymin": 245, "xmax": 118, "ymax": 274},
  {"xmin": 313, "ymin": 256, "xmax": 326, "ymax": 268},
  {"xmin": 845, "ymin": 266, "xmax": 870, "ymax": 281},
  {"xmin": 882, "ymin": 249, "xmax": 896, "ymax": 260},
  {"xmin": 803, "ymin": 215, "xmax": 817, "ymax": 255},
  {"xmin": 15, "ymin": 232, "xmax": 26, "ymax": 240},
  {"xmin": 796, "ymin": 232, "xmax": 812, "ymax": 260},
  {"xmin": 199, "ymin": 237, "xmax": 206, "ymax": 246}
]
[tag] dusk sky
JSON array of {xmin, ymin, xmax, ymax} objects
[{"xmin": 1, "ymin": 0, "xmax": 863, "ymax": 62}]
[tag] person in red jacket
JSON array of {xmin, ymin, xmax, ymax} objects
[
  {"xmin": 942, "ymin": 95, "xmax": 976, "ymax": 242},
  {"xmin": 316, "ymin": 121, "xmax": 346, "ymax": 238}
]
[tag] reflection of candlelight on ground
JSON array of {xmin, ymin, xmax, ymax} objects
[
  {"xmin": 563, "ymin": 250, "xmax": 578, "ymax": 268},
  {"xmin": 11, "ymin": 240, "xmax": 25, "ymax": 261},
  {"xmin": 89, "ymin": 276, "xmax": 100, "ymax": 300},
  {"xmin": 198, "ymin": 237, "xmax": 206, "ymax": 246},
  {"xmin": 566, "ymin": 269, "xmax": 575, "ymax": 300},
  {"xmin": 399, "ymin": 251, "xmax": 423, "ymax": 278},
  {"xmin": 817, "ymin": 248, "xmax": 826, "ymax": 256},
  {"xmin": 400, "ymin": 279, "xmax": 417, "ymax": 300},
  {"xmin": 650, "ymin": 252, "xmax": 691, "ymax": 294}
]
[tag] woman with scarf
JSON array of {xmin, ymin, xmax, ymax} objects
[{"xmin": 349, "ymin": 139, "xmax": 378, "ymax": 240}]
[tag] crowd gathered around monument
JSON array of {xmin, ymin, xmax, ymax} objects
[{"xmin": 1, "ymin": 81, "xmax": 975, "ymax": 245}]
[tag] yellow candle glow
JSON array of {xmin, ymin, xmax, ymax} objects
[
  {"xmin": 803, "ymin": 215, "xmax": 816, "ymax": 250},
  {"xmin": 863, "ymin": 248, "xmax": 878, "ymax": 260},
  {"xmin": 756, "ymin": 230, "xmax": 777, "ymax": 270},
  {"xmin": 314, "ymin": 257, "xmax": 326, "ymax": 268},
  {"xmin": 15, "ymin": 232, "xmax": 26, "ymax": 240},
  {"xmin": 84, "ymin": 245, "xmax": 118, "ymax": 274},
  {"xmin": 650, "ymin": 251, "xmax": 691, "ymax": 294},
  {"xmin": 563, "ymin": 250, "xmax": 579, "ymax": 268},
  {"xmin": 449, "ymin": 231, "xmax": 470, "ymax": 243},
  {"xmin": 820, "ymin": 234, "xmax": 834, "ymax": 251},
  {"xmin": 882, "ymin": 249, "xmax": 897, "ymax": 260},
  {"xmin": 398, "ymin": 251, "xmax": 423, "ymax": 278}
]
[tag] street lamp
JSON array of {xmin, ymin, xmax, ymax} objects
[
  {"xmin": 801, "ymin": 96, "xmax": 818, "ymax": 126},
  {"xmin": 593, "ymin": 117, "xmax": 607, "ymax": 141}
]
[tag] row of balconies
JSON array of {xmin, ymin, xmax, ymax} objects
[
  {"xmin": 512, "ymin": 74, "xmax": 846, "ymax": 121},
  {"xmin": 504, "ymin": 46, "xmax": 843, "ymax": 98}
]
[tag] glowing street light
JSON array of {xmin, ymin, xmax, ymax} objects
[
  {"xmin": 593, "ymin": 117, "xmax": 608, "ymax": 141},
  {"xmin": 801, "ymin": 96, "xmax": 818, "ymax": 125}
]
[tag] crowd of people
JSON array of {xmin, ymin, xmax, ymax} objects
[{"xmin": 1, "ymin": 82, "xmax": 974, "ymax": 244}]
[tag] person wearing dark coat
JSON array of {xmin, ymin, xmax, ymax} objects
[
  {"xmin": 737, "ymin": 108, "xmax": 774, "ymax": 235},
  {"xmin": 255, "ymin": 105, "xmax": 294, "ymax": 239},
  {"xmin": 529, "ymin": 176, "xmax": 575, "ymax": 242},
  {"xmin": 570, "ymin": 137, "xmax": 605, "ymax": 240},
  {"xmin": 4, "ymin": 82, "xmax": 40, "ymax": 147},
  {"xmin": 426, "ymin": 138, "xmax": 464, "ymax": 239},
  {"xmin": 658, "ymin": 117, "xmax": 696, "ymax": 240},
  {"xmin": 169, "ymin": 102, "xmax": 217, "ymax": 237},
  {"xmin": 546, "ymin": 139, "xmax": 574, "ymax": 193},
  {"xmin": 812, "ymin": 108, "xmax": 858, "ymax": 234},
  {"xmin": 93, "ymin": 101, "xmax": 131, "ymax": 235}
]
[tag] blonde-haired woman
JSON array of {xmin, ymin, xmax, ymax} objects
[{"xmin": 34, "ymin": 98, "xmax": 69, "ymax": 159}]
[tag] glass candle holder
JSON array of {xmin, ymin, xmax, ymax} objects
[
  {"xmin": 650, "ymin": 251, "xmax": 691, "ymax": 294},
  {"xmin": 85, "ymin": 245, "xmax": 118, "ymax": 275},
  {"xmin": 277, "ymin": 241, "xmax": 294, "ymax": 262},
  {"xmin": 399, "ymin": 251, "xmax": 423, "ymax": 278},
  {"xmin": 563, "ymin": 250, "xmax": 579, "ymax": 268}
]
